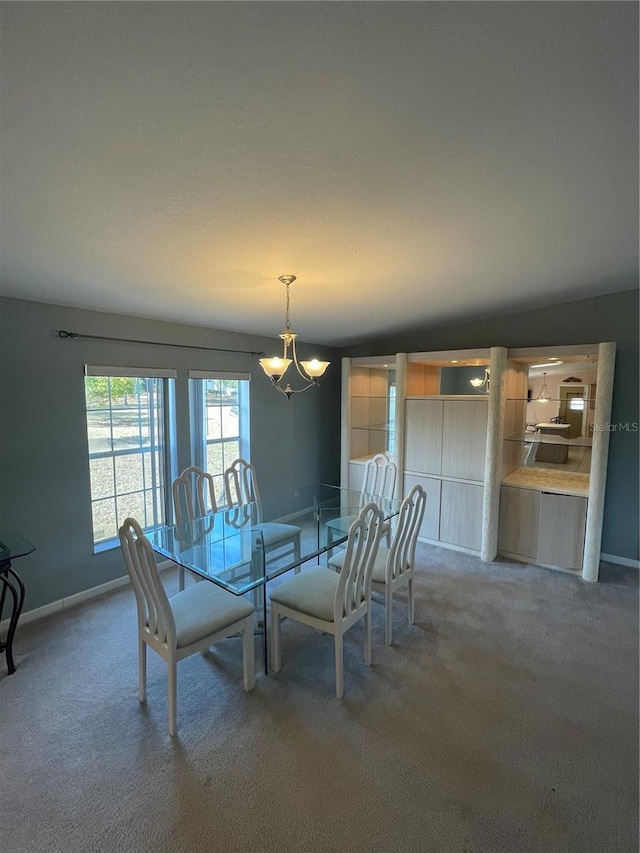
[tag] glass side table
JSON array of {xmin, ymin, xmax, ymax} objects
[{"xmin": 0, "ymin": 532, "xmax": 35, "ymax": 674}]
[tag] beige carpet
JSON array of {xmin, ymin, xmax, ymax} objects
[{"xmin": 1, "ymin": 544, "xmax": 638, "ymax": 853}]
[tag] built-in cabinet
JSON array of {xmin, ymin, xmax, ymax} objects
[
  {"xmin": 404, "ymin": 395, "xmax": 488, "ymax": 554},
  {"xmin": 498, "ymin": 485, "xmax": 588, "ymax": 570},
  {"xmin": 341, "ymin": 342, "xmax": 615, "ymax": 581}
]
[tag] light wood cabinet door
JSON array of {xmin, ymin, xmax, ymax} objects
[
  {"xmin": 538, "ymin": 493, "xmax": 587, "ymax": 570},
  {"xmin": 348, "ymin": 461, "xmax": 366, "ymax": 494},
  {"xmin": 439, "ymin": 480, "xmax": 483, "ymax": 551},
  {"xmin": 404, "ymin": 399, "xmax": 443, "ymax": 475},
  {"xmin": 441, "ymin": 400, "xmax": 488, "ymax": 481},
  {"xmin": 403, "ymin": 473, "xmax": 441, "ymax": 541},
  {"xmin": 498, "ymin": 486, "xmax": 541, "ymax": 559}
]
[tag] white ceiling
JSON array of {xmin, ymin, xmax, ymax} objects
[{"xmin": 0, "ymin": 3, "xmax": 637, "ymax": 347}]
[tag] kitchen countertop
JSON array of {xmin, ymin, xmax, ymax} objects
[{"xmin": 502, "ymin": 467, "xmax": 590, "ymax": 497}]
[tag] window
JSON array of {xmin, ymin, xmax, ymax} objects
[
  {"xmin": 84, "ymin": 366, "xmax": 176, "ymax": 550},
  {"xmin": 387, "ymin": 374, "xmax": 397, "ymax": 454},
  {"xmin": 190, "ymin": 371, "xmax": 250, "ymax": 506}
]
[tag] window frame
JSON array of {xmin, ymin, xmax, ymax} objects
[
  {"xmin": 189, "ymin": 370, "xmax": 251, "ymax": 508},
  {"xmin": 84, "ymin": 366, "xmax": 177, "ymax": 552}
]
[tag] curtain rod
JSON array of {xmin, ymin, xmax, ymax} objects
[{"xmin": 57, "ymin": 330, "xmax": 265, "ymax": 357}]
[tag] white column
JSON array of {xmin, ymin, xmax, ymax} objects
[
  {"xmin": 481, "ymin": 347, "xmax": 508, "ymax": 562},
  {"xmin": 582, "ymin": 342, "xmax": 616, "ymax": 582},
  {"xmin": 394, "ymin": 353, "xmax": 407, "ymax": 499},
  {"xmin": 340, "ymin": 358, "xmax": 351, "ymax": 490}
]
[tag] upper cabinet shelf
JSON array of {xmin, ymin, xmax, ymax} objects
[
  {"xmin": 352, "ymin": 422, "xmax": 395, "ymax": 433},
  {"xmin": 507, "ymin": 397, "xmax": 596, "ymax": 404},
  {"xmin": 504, "ymin": 433, "xmax": 594, "ymax": 448}
]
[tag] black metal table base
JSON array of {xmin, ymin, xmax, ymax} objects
[{"xmin": 0, "ymin": 561, "xmax": 26, "ymax": 675}]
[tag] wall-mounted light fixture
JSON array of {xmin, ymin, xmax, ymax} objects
[
  {"xmin": 259, "ymin": 275, "xmax": 330, "ymax": 399},
  {"xmin": 469, "ymin": 368, "xmax": 490, "ymax": 393}
]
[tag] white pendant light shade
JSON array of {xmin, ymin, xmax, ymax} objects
[
  {"xmin": 259, "ymin": 356, "xmax": 292, "ymax": 381},
  {"xmin": 299, "ymin": 359, "xmax": 330, "ymax": 378}
]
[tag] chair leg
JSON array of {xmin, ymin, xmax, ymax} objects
[
  {"xmin": 270, "ymin": 605, "xmax": 282, "ymax": 673},
  {"xmin": 408, "ymin": 576, "xmax": 415, "ymax": 625},
  {"xmin": 385, "ymin": 589, "xmax": 393, "ymax": 647},
  {"xmin": 178, "ymin": 566, "xmax": 185, "ymax": 592},
  {"xmin": 138, "ymin": 637, "xmax": 147, "ymax": 702},
  {"xmin": 167, "ymin": 658, "xmax": 177, "ymax": 736},
  {"xmin": 334, "ymin": 632, "xmax": 344, "ymax": 698},
  {"xmin": 364, "ymin": 609, "xmax": 373, "ymax": 665},
  {"xmin": 293, "ymin": 534, "xmax": 301, "ymax": 574},
  {"xmin": 242, "ymin": 617, "xmax": 255, "ymax": 691}
]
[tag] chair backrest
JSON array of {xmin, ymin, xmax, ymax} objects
[
  {"xmin": 172, "ymin": 466, "xmax": 217, "ymax": 523},
  {"xmin": 361, "ymin": 453, "xmax": 397, "ymax": 504},
  {"xmin": 335, "ymin": 502, "xmax": 384, "ymax": 621},
  {"xmin": 224, "ymin": 458, "xmax": 260, "ymax": 508},
  {"xmin": 119, "ymin": 517, "xmax": 176, "ymax": 647},
  {"xmin": 387, "ymin": 484, "xmax": 426, "ymax": 582}
]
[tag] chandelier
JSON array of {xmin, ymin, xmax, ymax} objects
[
  {"xmin": 537, "ymin": 372, "xmax": 551, "ymax": 402},
  {"xmin": 259, "ymin": 275, "xmax": 330, "ymax": 399}
]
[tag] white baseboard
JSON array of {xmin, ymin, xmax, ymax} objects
[
  {"xmin": 417, "ymin": 535, "xmax": 481, "ymax": 558},
  {"xmin": 600, "ymin": 553, "xmax": 640, "ymax": 569},
  {"xmin": 1, "ymin": 574, "xmax": 131, "ymax": 631},
  {"xmin": 0, "ymin": 560, "xmax": 177, "ymax": 632}
]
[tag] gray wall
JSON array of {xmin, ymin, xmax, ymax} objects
[
  {"xmin": 342, "ymin": 289, "xmax": 639, "ymax": 563},
  {"xmin": 0, "ymin": 297, "xmax": 341, "ymax": 612}
]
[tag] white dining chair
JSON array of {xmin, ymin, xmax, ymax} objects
[
  {"xmin": 119, "ymin": 517, "xmax": 255, "ymax": 736},
  {"xmin": 326, "ymin": 452, "xmax": 397, "ymax": 549},
  {"xmin": 172, "ymin": 465, "xmax": 217, "ymax": 590},
  {"xmin": 270, "ymin": 502, "xmax": 384, "ymax": 698},
  {"xmin": 223, "ymin": 458, "xmax": 302, "ymax": 571},
  {"xmin": 329, "ymin": 484, "xmax": 426, "ymax": 646}
]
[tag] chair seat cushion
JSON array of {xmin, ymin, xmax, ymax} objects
[
  {"xmin": 169, "ymin": 582, "xmax": 254, "ymax": 648},
  {"xmin": 270, "ymin": 566, "xmax": 338, "ymax": 622},
  {"xmin": 329, "ymin": 546, "xmax": 390, "ymax": 583},
  {"xmin": 255, "ymin": 522, "xmax": 301, "ymax": 549}
]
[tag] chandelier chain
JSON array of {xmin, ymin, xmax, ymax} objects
[{"xmin": 285, "ymin": 283, "xmax": 292, "ymax": 331}]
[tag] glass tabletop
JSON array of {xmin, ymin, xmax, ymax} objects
[
  {"xmin": 0, "ymin": 532, "xmax": 36, "ymax": 563},
  {"xmin": 146, "ymin": 484, "xmax": 401, "ymax": 595}
]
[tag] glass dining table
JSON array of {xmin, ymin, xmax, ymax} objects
[{"xmin": 146, "ymin": 483, "xmax": 401, "ymax": 670}]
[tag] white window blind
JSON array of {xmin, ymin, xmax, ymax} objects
[{"xmin": 189, "ymin": 369, "xmax": 250, "ymax": 381}]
